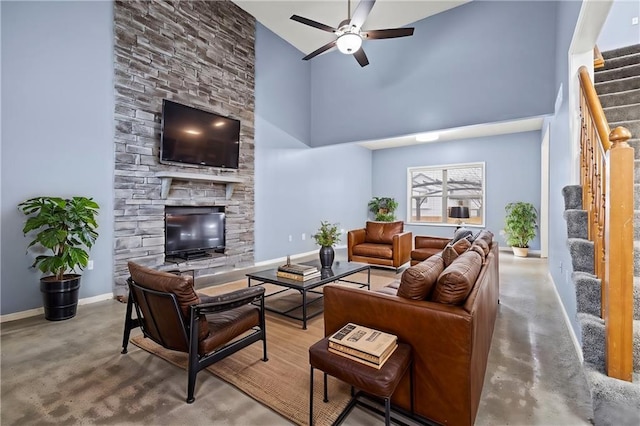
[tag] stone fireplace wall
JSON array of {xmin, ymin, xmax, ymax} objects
[{"xmin": 113, "ymin": 0, "xmax": 255, "ymax": 291}]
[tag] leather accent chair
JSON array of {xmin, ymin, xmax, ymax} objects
[
  {"xmin": 121, "ymin": 262, "xmax": 267, "ymax": 403},
  {"xmin": 347, "ymin": 221, "xmax": 412, "ymax": 271},
  {"xmin": 410, "ymin": 235, "xmax": 451, "ymax": 265}
]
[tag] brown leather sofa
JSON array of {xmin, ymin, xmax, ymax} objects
[
  {"xmin": 347, "ymin": 221, "xmax": 412, "ymax": 270},
  {"xmin": 325, "ymin": 231, "xmax": 499, "ymax": 426}
]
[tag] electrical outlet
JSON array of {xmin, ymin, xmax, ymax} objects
[
  {"xmin": 288, "ymin": 235, "xmax": 292, "ymax": 242},
  {"xmin": 302, "ymin": 233, "xmax": 306, "ymax": 241},
  {"xmin": 87, "ymin": 260, "xmax": 94, "ymax": 270},
  {"xmin": 632, "ymin": 16, "xmax": 638, "ymax": 25}
]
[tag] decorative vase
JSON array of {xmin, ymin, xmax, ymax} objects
[
  {"xmin": 512, "ymin": 247, "xmax": 529, "ymax": 258},
  {"xmin": 319, "ymin": 246, "xmax": 335, "ymax": 269},
  {"xmin": 40, "ymin": 274, "xmax": 81, "ymax": 321}
]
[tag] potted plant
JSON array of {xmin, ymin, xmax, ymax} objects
[
  {"xmin": 367, "ymin": 197, "xmax": 399, "ymax": 222},
  {"xmin": 312, "ymin": 221, "xmax": 341, "ymax": 268},
  {"xmin": 18, "ymin": 196, "xmax": 100, "ymax": 321},
  {"xmin": 503, "ymin": 202, "xmax": 537, "ymax": 257}
]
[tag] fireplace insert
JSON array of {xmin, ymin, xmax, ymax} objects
[{"xmin": 165, "ymin": 206, "xmax": 225, "ymax": 260}]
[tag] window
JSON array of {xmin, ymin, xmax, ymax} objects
[{"xmin": 407, "ymin": 162, "xmax": 485, "ymax": 226}]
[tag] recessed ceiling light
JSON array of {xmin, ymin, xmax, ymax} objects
[
  {"xmin": 184, "ymin": 129, "xmax": 202, "ymax": 135},
  {"xmin": 415, "ymin": 133, "xmax": 439, "ymax": 142},
  {"xmin": 213, "ymin": 121, "xmax": 225, "ymax": 127}
]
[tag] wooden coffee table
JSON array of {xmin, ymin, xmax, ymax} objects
[{"xmin": 246, "ymin": 260, "xmax": 370, "ymax": 329}]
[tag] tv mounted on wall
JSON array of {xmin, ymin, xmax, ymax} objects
[{"xmin": 160, "ymin": 99, "xmax": 240, "ymax": 169}]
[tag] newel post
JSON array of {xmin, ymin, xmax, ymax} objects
[{"xmin": 604, "ymin": 126, "xmax": 634, "ymax": 381}]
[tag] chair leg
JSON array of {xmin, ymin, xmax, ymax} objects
[
  {"xmin": 384, "ymin": 397, "xmax": 391, "ymax": 426},
  {"xmin": 261, "ymin": 296, "xmax": 268, "ymax": 362},
  {"xmin": 309, "ymin": 366, "xmax": 314, "ymax": 426},
  {"xmin": 121, "ymin": 295, "xmax": 135, "ymax": 354},
  {"xmin": 323, "ymin": 372, "xmax": 328, "ymax": 402}
]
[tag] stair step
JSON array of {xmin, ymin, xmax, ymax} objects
[
  {"xmin": 602, "ymin": 43, "xmax": 640, "ymax": 60},
  {"xmin": 603, "ymin": 103, "xmax": 640, "ymax": 123},
  {"xmin": 573, "ymin": 271, "xmax": 602, "ymax": 317},
  {"xmin": 630, "ymin": 139, "xmax": 640, "ymax": 159},
  {"xmin": 595, "ymin": 75, "xmax": 640, "ymax": 95},
  {"xmin": 635, "ymin": 276, "xmax": 640, "ymax": 320},
  {"xmin": 599, "ymin": 51, "xmax": 640, "ymax": 71},
  {"xmin": 579, "ymin": 312, "xmax": 605, "ymax": 370},
  {"xmin": 568, "ymin": 238, "xmax": 595, "ymax": 273},
  {"xmin": 564, "ymin": 209, "xmax": 588, "ymax": 239},
  {"xmin": 599, "ymin": 88, "xmax": 640, "ymax": 108},
  {"xmin": 635, "ymin": 320, "xmax": 640, "ymax": 372},
  {"xmin": 562, "ymin": 185, "xmax": 583, "ymax": 210},
  {"xmin": 595, "ymin": 63, "xmax": 640, "ymax": 84},
  {"xmin": 584, "ymin": 367, "xmax": 640, "ymax": 426}
]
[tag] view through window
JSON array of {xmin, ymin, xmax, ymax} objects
[{"xmin": 407, "ymin": 162, "xmax": 485, "ymax": 226}]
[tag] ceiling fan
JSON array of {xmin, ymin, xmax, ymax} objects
[{"xmin": 290, "ymin": 0, "xmax": 414, "ymax": 67}]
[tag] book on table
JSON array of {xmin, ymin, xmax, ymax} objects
[
  {"xmin": 276, "ymin": 270, "xmax": 321, "ymax": 281},
  {"xmin": 327, "ymin": 344, "xmax": 398, "ymax": 370},
  {"xmin": 277, "ymin": 263, "xmax": 318, "ymax": 276},
  {"xmin": 328, "ymin": 323, "xmax": 398, "ymax": 367}
]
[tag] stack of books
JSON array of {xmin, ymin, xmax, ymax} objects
[
  {"xmin": 328, "ymin": 323, "xmax": 398, "ymax": 369},
  {"xmin": 276, "ymin": 263, "xmax": 321, "ymax": 281}
]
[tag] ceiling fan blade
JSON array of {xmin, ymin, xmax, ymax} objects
[
  {"xmin": 363, "ymin": 28, "xmax": 415, "ymax": 40},
  {"xmin": 302, "ymin": 40, "xmax": 337, "ymax": 61},
  {"xmin": 349, "ymin": 0, "xmax": 376, "ymax": 29},
  {"xmin": 290, "ymin": 15, "xmax": 336, "ymax": 33},
  {"xmin": 353, "ymin": 48, "xmax": 369, "ymax": 67}
]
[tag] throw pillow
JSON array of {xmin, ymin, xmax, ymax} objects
[
  {"xmin": 397, "ymin": 254, "xmax": 445, "ymax": 300},
  {"xmin": 472, "ymin": 238, "xmax": 490, "ymax": 256},
  {"xmin": 442, "ymin": 238, "xmax": 471, "ymax": 267},
  {"xmin": 476, "ymin": 229, "xmax": 494, "ymax": 246},
  {"xmin": 451, "ymin": 227, "xmax": 473, "ymax": 244},
  {"xmin": 431, "ymin": 250, "xmax": 483, "ymax": 305}
]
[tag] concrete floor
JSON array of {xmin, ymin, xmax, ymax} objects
[{"xmin": 0, "ymin": 251, "xmax": 593, "ymax": 425}]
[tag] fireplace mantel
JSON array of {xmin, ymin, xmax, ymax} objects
[{"xmin": 155, "ymin": 171, "xmax": 243, "ymax": 199}]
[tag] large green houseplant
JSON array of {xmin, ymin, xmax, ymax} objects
[
  {"xmin": 18, "ymin": 196, "xmax": 100, "ymax": 321},
  {"xmin": 312, "ymin": 221, "xmax": 341, "ymax": 268},
  {"xmin": 503, "ymin": 202, "xmax": 537, "ymax": 257},
  {"xmin": 368, "ymin": 197, "xmax": 399, "ymax": 222}
]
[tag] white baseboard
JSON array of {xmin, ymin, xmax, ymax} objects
[
  {"xmin": 1, "ymin": 292, "xmax": 114, "ymax": 323},
  {"xmin": 548, "ymin": 272, "xmax": 584, "ymax": 363}
]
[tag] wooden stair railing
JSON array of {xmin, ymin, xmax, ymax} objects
[
  {"xmin": 578, "ymin": 65, "xmax": 634, "ymax": 382},
  {"xmin": 594, "ymin": 45, "xmax": 605, "ymax": 69}
]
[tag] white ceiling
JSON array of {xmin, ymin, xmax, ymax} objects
[
  {"xmin": 231, "ymin": 0, "xmax": 545, "ymax": 149},
  {"xmin": 231, "ymin": 0, "xmax": 469, "ymax": 55}
]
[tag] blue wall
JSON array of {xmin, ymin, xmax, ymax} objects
[
  {"xmin": 371, "ymin": 132, "xmax": 542, "ymax": 249},
  {"xmin": 309, "ymin": 1, "xmax": 558, "ymax": 147},
  {"xmin": 254, "ymin": 24, "xmax": 372, "ymax": 262},
  {"xmin": 597, "ymin": 0, "xmax": 640, "ymax": 52},
  {"xmin": 547, "ymin": 0, "xmax": 585, "ymax": 338},
  {"xmin": 1, "ymin": 1, "xmax": 115, "ymax": 314}
]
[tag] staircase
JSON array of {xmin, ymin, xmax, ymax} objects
[{"xmin": 561, "ymin": 44, "xmax": 640, "ymax": 425}]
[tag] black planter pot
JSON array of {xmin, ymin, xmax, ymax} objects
[
  {"xmin": 40, "ymin": 274, "xmax": 81, "ymax": 321},
  {"xmin": 319, "ymin": 246, "xmax": 335, "ymax": 269}
]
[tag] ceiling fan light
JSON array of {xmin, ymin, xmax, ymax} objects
[{"xmin": 336, "ymin": 33, "xmax": 362, "ymax": 54}]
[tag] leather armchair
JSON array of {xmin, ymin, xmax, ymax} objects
[
  {"xmin": 347, "ymin": 221, "xmax": 412, "ymax": 270},
  {"xmin": 121, "ymin": 262, "xmax": 267, "ymax": 403},
  {"xmin": 410, "ymin": 235, "xmax": 452, "ymax": 265}
]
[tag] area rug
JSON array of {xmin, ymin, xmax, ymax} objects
[{"xmin": 131, "ymin": 270, "xmax": 398, "ymax": 426}]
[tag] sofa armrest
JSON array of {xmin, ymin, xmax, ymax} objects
[
  {"xmin": 414, "ymin": 235, "xmax": 451, "ymax": 250},
  {"xmin": 347, "ymin": 228, "xmax": 366, "ymax": 261},
  {"xmin": 392, "ymin": 231, "xmax": 412, "ymax": 266}
]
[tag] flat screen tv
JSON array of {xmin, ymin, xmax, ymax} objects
[
  {"xmin": 165, "ymin": 211, "xmax": 226, "ymax": 258},
  {"xmin": 160, "ymin": 99, "xmax": 240, "ymax": 169}
]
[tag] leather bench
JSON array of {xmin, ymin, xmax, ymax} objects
[{"xmin": 309, "ymin": 337, "xmax": 412, "ymax": 426}]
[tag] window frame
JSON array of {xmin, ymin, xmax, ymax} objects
[{"xmin": 406, "ymin": 162, "xmax": 486, "ymax": 227}]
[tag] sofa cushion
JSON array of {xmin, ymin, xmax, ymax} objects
[
  {"xmin": 475, "ymin": 229, "xmax": 494, "ymax": 246},
  {"xmin": 431, "ymin": 250, "xmax": 483, "ymax": 305},
  {"xmin": 397, "ymin": 254, "xmax": 445, "ymax": 300},
  {"xmin": 442, "ymin": 238, "xmax": 471, "ymax": 267},
  {"xmin": 365, "ymin": 221, "xmax": 403, "ymax": 244},
  {"xmin": 352, "ymin": 242, "xmax": 393, "ymax": 259},
  {"xmin": 469, "ymin": 244, "xmax": 486, "ymax": 260},
  {"xmin": 410, "ymin": 247, "xmax": 442, "ymax": 263}
]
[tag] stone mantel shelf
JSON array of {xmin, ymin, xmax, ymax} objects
[{"xmin": 155, "ymin": 171, "xmax": 243, "ymax": 199}]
